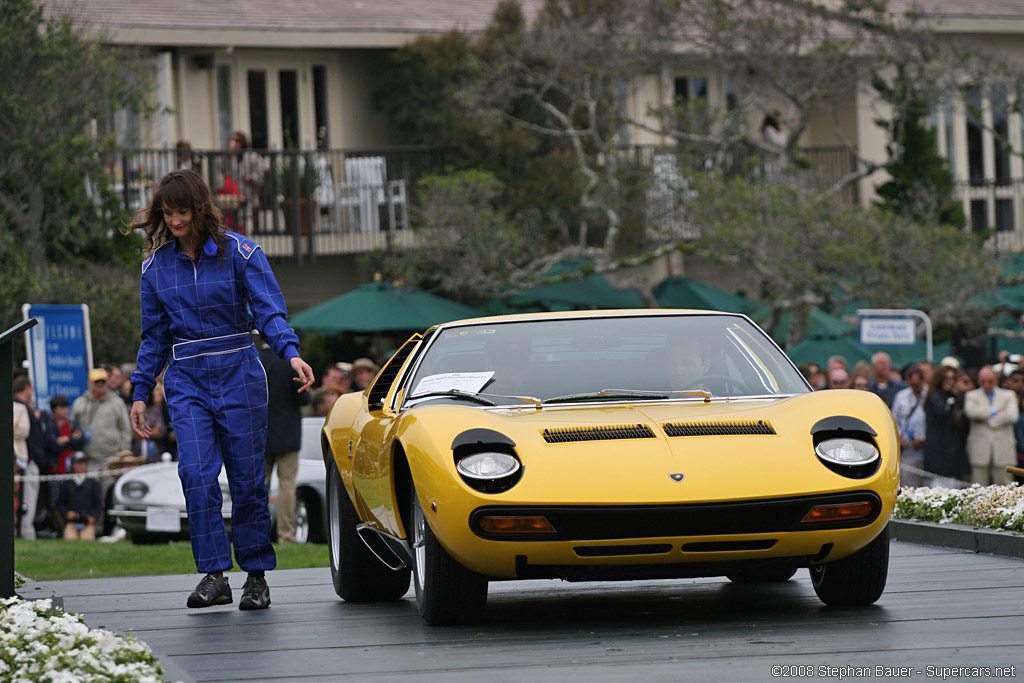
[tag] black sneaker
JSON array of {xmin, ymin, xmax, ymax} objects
[
  {"xmin": 239, "ymin": 574, "xmax": 271, "ymax": 610},
  {"xmin": 187, "ymin": 573, "xmax": 232, "ymax": 608}
]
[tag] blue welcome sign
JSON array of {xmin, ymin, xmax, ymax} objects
[{"xmin": 21, "ymin": 304, "xmax": 94, "ymax": 412}]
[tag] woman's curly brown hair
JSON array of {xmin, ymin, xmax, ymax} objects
[{"xmin": 126, "ymin": 168, "xmax": 226, "ymax": 261}]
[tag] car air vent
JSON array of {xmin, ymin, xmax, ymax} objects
[
  {"xmin": 663, "ymin": 420, "xmax": 776, "ymax": 437},
  {"xmin": 542, "ymin": 424, "xmax": 656, "ymax": 443}
]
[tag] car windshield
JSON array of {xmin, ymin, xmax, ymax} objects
[{"xmin": 402, "ymin": 313, "xmax": 808, "ymax": 406}]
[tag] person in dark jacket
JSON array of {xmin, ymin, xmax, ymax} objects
[
  {"xmin": 259, "ymin": 341, "xmax": 311, "ymax": 544},
  {"xmin": 14, "ymin": 375, "xmax": 47, "ymax": 540},
  {"xmin": 55, "ymin": 452, "xmax": 103, "ymax": 540},
  {"xmin": 44, "ymin": 395, "xmax": 87, "ymax": 476},
  {"xmin": 923, "ymin": 365, "xmax": 970, "ymax": 486}
]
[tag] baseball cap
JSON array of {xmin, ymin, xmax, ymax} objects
[
  {"xmin": 88, "ymin": 368, "xmax": 109, "ymax": 382},
  {"xmin": 352, "ymin": 357, "xmax": 379, "ymax": 373},
  {"xmin": 71, "ymin": 451, "xmax": 88, "ymax": 462}
]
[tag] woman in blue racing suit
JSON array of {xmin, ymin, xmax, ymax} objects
[{"xmin": 128, "ymin": 169, "xmax": 314, "ymax": 610}]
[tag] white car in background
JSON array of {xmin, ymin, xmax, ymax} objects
[{"xmin": 110, "ymin": 416, "xmax": 327, "ymax": 544}]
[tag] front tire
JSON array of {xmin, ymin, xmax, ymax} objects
[
  {"xmin": 410, "ymin": 481, "xmax": 488, "ymax": 625},
  {"xmin": 328, "ymin": 460, "xmax": 410, "ymax": 601},
  {"xmin": 293, "ymin": 497, "xmax": 310, "ymax": 545},
  {"xmin": 810, "ymin": 526, "xmax": 889, "ymax": 606}
]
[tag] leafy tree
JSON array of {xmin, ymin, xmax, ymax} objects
[
  {"xmin": 372, "ymin": 31, "xmax": 479, "ymax": 145},
  {"xmin": 0, "ymin": 0, "xmax": 152, "ymax": 283},
  {"xmin": 873, "ymin": 74, "xmax": 966, "ymax": 227},
  {"xmin": 0, "ymin": 0, "xmax": 154, "ymax": 367},
  {"xmin": 471, "ymin": 0, "xmax": 674, "ymax": 259},
  {"xmin": 371, "ymin": 169, "xmax": 543, "ymax": 304},
  {"xmin": 686, "ymin": 172, "xmax": 993, "ymax": 344},
  {"xmin": 374, "ymin": 0, "xmax": 1011, "ymax": 342}
]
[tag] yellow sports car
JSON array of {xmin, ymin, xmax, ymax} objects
[{"xmin": 322, "ymin": 310, "xmax": 898, "ymax": 625}]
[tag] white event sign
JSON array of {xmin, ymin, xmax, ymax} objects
[{"xmin": 859, "ymin": 317, "xmax": 917, "ymax": 346}]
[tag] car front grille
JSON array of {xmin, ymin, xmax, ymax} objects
[
  {"xmin": 662, "ymin": 420, "xmax": 776, "ymax": 437},
  {"xmin": 471, "ymin": 492, "xmax": 881, "ymax": 541},
  {"xmin": 542, "ymin": 423, "xmax": 656, "ymax": 443}
]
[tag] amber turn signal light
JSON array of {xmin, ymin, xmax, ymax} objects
[
  {"xmin": 801, "ymin": 501, "xmax": 874, "ymax": 523},
  {"xmin": 478, "ymin": 515, "xmax": 557, "ymax": 534}
]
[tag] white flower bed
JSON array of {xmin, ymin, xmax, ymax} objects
[
  {"xmin": 894, "ymin": 483, "xmax": 1024, "ymax": 532},
  {"xmin": 0, "ymin": 597, "xmax": 173, "ymax": 683}
]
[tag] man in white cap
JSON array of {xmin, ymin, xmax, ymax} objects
[
  {"xmin": 350, "ymin": 357, "xmax": 379, "ymax": 391},
  {"xmin": 71, "ymin": 367, "xmax": 132, "ymax": 534}
]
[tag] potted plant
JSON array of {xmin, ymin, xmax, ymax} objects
[{"xmin": 278, "ymin": 154, "xmax": 321, "ymax": 235}]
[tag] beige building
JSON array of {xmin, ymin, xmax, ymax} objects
[{"xmin": 42, "ymin": 0, "xmax": 1024, "ymax": 302}]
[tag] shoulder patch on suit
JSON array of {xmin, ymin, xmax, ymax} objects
[
  {"xmin": 225, "ymin": 231, "xmax": 262, "ymax": 260},
  {"xmin": 141, "ymin": 242, "xmax": 172, "ymax": 274}
]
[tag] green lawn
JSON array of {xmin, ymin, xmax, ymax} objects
[{"xmin": 15, "ymin": 539, "xmax": 330, "ymax": 581}]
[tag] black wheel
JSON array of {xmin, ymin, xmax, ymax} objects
[
  {"xmin": 810, "ymin": 526, "xmax": 889, "ymax": 606},
  {"xmin": 293, "ymin": 497, "xmax": 310, "ymax": 545},
  {"xmin": 726, "ymin": 566, "xmax": 797, "ymax": 583},
  {"xmin": 303, "ymin": 489, "xmax": 326, "ymax": 544},
  {"xmin": 410, "ymin": 481, "xmax": 488, "ymax": 625},
  {"xmin": 327, "ymin": 460, "xmax": 410, "ymax": 601}
]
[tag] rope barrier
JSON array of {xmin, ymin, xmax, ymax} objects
[{"xmin": 13, "ymin": 466, "xmax": 145, "ymax": 484}]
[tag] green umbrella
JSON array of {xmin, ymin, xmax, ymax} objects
[
  {"xmin": 502, "ymin": 273, "xmax": 646, "ymax": 310},
  {"xmin": 785, "ymin": 334, "xmax": 951, "ymax": 368},
  {"xmin": 653, "ymin": 276, "xmax": 767, "ymax": 316},
  {"xmin": 988, "ymin": 312, "xmax": 1024, "ymax": 355},
  {"xmin": 772, "ymin": 307, "xmax": 857, "ymax": 343},
  {"xmin": 288, "ymin": 281, "xmax": 485, "ymax": 335}
]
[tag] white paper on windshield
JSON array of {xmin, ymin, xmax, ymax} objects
[
  {"xmin": 146, "ymin": 507, "xmax": 182, "ymax": 533},
  {"xmin": 411, "ymin": 372, "xmax": 495, "ymax": 398}
]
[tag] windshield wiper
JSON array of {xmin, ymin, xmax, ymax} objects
[
  {"xmin": 408, "ymin": 389, "xmax": 497, "ymax": 406},
  {"xmin": 544, "ymin": 389, "xmax": 670, "ymax": 404}
]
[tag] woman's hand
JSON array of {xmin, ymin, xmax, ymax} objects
[
  {"xmin": 130, "ymin": 400, "xmax": 152, "ymax": 439},
  {"xmin": 290, "ymin": 356, "xmax": 315, "ymax": 393}
]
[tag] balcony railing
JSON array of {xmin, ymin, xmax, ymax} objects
[
  {"xmin": 107, "ymin": 143, "xmax": 861, "ymax": 261},
  {"xmin": 105, "ymin": 145, "xmax": 462, "ymax": 261}
]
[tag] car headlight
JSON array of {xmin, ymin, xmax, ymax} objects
[
  {"xmin": 121, "ymin": 480, "xmax": 149, "ymax": 500},
  {"xmin": 815, "ymin": 438, "xmax": 879, "ymax": 466},
  {"xmin": 457, "ymin": 452, "xmax": 521, "ymax": 480}
]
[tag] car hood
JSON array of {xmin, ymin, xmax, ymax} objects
[
  {"xmin": 397, "ymin": 389, "xmax": 899, "ymax": 505},
  {"xmin": 113, "ymin": 459, "xmax": 324, "ymax": 509},
  {"xmin": 113, "ymin": 462, "xmax": 231, "ymax": 510}
]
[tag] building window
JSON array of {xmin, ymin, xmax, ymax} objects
[
  {"xmin": 970, "ymin": 199, "xmax": 987, "ymax": 232},
  {"xmin": 674, "ymin": 76, "xmax": 707, "ymax": 102},
  {"xmin": 313, "ymin": 65, "xmax": 329, "ymax": 150},
  {"xmin": 992, "ymin": 84, "xmax": 1011, "ymax": 186},
  {"xmin": 964, "ymin": 86, "xmax": 985, "ymax": 186},
  {"xmin": 996, "ymin": 198, "xmax": 1014, "ymax": 232},
  {"xmin": 279, "ymin": 70, "xmax": 299, "ymax": 149},
  {"xmin": 216, "ymin": 64, "xmax": 233, "ymax": 149},
  {"xmin": 247, "ymin": 70, "xmax": 268, "ymax": 150}
]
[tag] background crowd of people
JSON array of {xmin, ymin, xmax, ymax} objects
[
  {"xmin": 12, "ymin": 352, "xmax": 378, "ymax": 543},
  {"xmin": 798, "ymin": 350, "xmax": 1024, "ymax": 489}
]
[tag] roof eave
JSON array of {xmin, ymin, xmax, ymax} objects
[{"xmin": 80, "ymin": 25, "xmax": 444, "ymax": 49}]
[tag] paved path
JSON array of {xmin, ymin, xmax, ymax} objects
[{"xmin": 22, "ymin": 540, "xmax": 1024, "ymax": 682}]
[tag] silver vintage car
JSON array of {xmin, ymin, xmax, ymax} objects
[{"xmin": 110, "ymin": 416, "xmax": 327, "ymax": 544}]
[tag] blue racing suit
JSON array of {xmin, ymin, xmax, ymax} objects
[{"xmin": 131, "ymin": 232, "xmax": 300, "ymax": 574}]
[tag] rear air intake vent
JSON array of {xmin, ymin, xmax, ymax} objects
[
  {"xmin": 663, "ymin": 420, "xmax": 776, "ymax": 437},
  {"xmin": 543, "ymin": 424, "xmax": 655, "ymax": 443}
]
